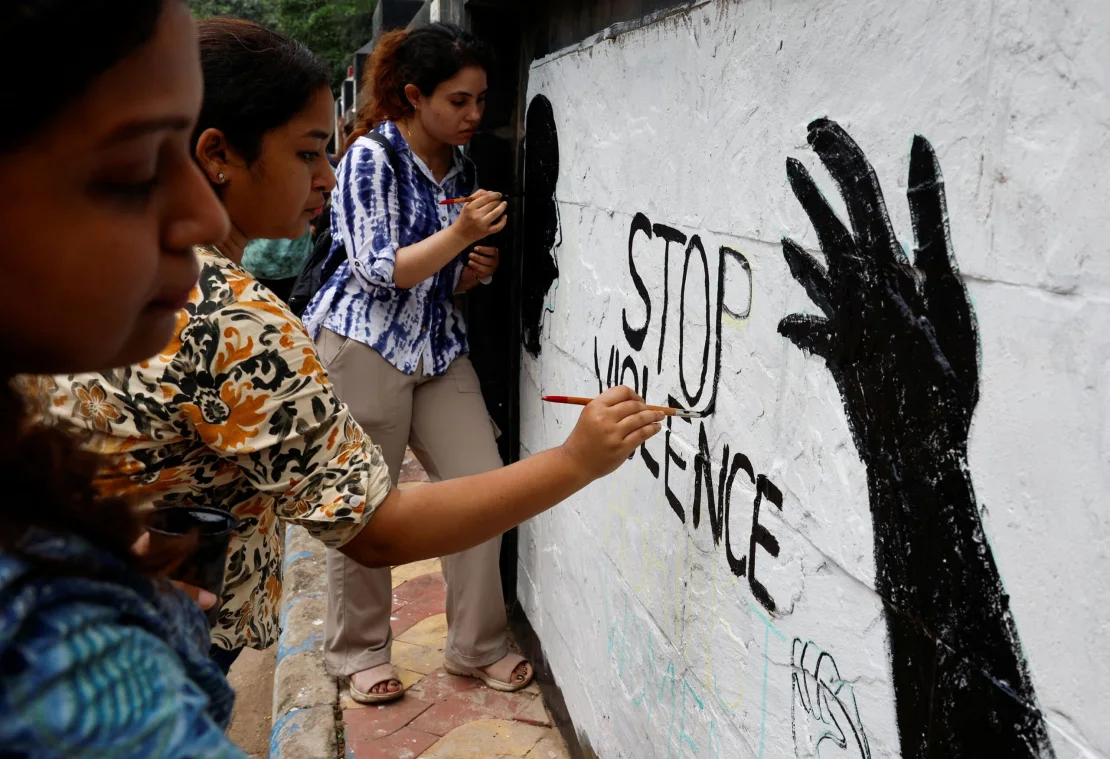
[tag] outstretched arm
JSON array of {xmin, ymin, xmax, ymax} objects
[{"xmin": 340, "ymin": 386, "xmax": 662, "ymax": 567}]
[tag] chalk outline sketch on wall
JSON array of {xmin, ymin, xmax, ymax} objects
[
  {"xmin": 791, "ymin": 638, "xmax": 871, "ymax": 759},
  {"xmin": 778, "ymin": 118, "xmax": 1054, "ymax": 758},
  {"xmin": 522, "ymin": 94, "xmax": 561, "ymax": 357}
]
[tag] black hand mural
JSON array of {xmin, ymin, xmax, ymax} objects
[
  {"xmin": 521, "ymin": 94, "xmax": 561, "ymax": 357},
  {"xmin": 779, "ymin": 118, "xmax": 1054, "ymax": 758}
]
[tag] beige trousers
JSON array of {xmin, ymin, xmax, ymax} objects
[{"xmin": 316, "ymin": 328, "xmax": 508, "ymax": 677}]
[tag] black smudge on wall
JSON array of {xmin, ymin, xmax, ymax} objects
[{"xmin": 521, "ymin": 94, "xmax": 561, "ymax": 358}]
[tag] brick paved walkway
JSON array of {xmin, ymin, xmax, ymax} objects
[{"xmin": 341, "ymin": 451, "xmax": 570, "ymax": 759}]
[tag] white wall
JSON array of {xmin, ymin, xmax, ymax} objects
[{"xmin": 516, "ymin": 1, "xmax": 1110, "ymax": 758}]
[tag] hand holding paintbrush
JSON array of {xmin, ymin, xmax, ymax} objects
[
  {"xmin": 451, "ymin": 189, "xmax": 508, "ymax": 243},
  {"xmin": 440, "ymin": 191, "xmax": 524, "ymax": 206}
]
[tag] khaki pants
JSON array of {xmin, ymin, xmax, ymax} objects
[{"xmin": 316, "ymin": 329, "xmax": 508, "ymax": 677}]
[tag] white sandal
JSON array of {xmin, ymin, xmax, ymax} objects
[
  {"xmin": 348, "ymin": 662, "xmax": 404, "ymax": 704},
  {"xmin": 445, "ymin": 652, "xmax": 534, "ymax": 692}
]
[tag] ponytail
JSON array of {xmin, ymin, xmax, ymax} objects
[
  {"xmin": 359, "ymin": 29, "xmax": 408, "ymax": 131},
  {"xmin": 355, "ymin": 22, "xmax": 494, "ymax": 133}
]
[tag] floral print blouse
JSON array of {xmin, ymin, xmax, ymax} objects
[{"xmin": 26, "ymin": 247, "xmax": 393, "ymax": 651}]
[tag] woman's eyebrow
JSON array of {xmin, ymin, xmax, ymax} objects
[{"xmin": 101, "ymin": 116, "xmax": 193, "ymax": 146}]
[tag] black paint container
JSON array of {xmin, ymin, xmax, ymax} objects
[{"xmin": 147, "ymin": 506, "xmax": 238, "ymax": 628}]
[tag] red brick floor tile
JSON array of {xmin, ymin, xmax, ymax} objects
[
  {"xmin": 392, "ymin": 572, "xmax": 445, "ymax": 606},
  {"xmin": 343, "ymin": 697, "xmax": 435, "ymax": 743},
  {"xmin": 399, "ymin": 456, "xmax": 431, "ymax": 484},
  {"xmin": 405, "ymin": 667, "xmax": 481, "ymax": 702},
  {"xmin": 390, "ymin": 594, "xmax": 447, "ymax": 637},
  {"xmin": 408, "ymin": 690, "xmax": 535, "ymax": 736},
  {"xmin": 346, "ymin": 725, "xmax": 438, "ymax": 759}
]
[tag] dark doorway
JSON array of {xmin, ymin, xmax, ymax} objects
[{"xmin": 458, "ymin": 0, "xmax": 534, "ymax": 605}]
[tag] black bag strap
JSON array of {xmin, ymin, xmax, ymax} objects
[
  {"xmin": 287, "ymin": 130, "xmax": 406, "ymax": 316},
  {"xmin": 319, "ymin": 130, "xmax": 403, "ymax": 281},
  {"xmin": 364, "ymin": 130, "xmax": 403, "ymax": 190}
]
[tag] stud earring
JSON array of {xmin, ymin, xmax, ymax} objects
[{"xmin": 217, "ymin": 172, "xmax": 226, "ymax": 183}]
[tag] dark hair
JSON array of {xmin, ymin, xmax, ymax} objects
[
  {"xmin": 0, "ymin": 0, "xmax": 178, "ymax": 569},
  {"xmin": 195, "ymin": 18, "xmax": 331, "ymax": 166},
  {"xmin": 355, "ymin": 22, "xmax": 494, "ymax": 135},
  {"xmin": 0, "ymin": 0, "xmax": 165, "ymax": 152}
]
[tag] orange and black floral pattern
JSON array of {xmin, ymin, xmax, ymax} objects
[{"xmin": 27, "ymin": 247, "xmax": 392, "ymax": 651}]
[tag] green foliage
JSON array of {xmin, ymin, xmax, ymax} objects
[
  {"xmin": 188, "ymin": 0, "xmax": 277, "ymax": 26},
  {"xmin": 188, "ymin": 0, "xmax": 376, "ymax": 91}
]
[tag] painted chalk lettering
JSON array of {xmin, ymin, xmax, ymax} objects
[{"xmin": 593, "ymin": 213, "xmax": 778, "ymax": 612}]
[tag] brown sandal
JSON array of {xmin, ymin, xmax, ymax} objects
[
  {"xmin": 348, "ymin": 662, "xmax": 404, "ymax": 704},
  {"xmin": 445, "ymin": 652, "xmax": 534, "ymax": 692}
]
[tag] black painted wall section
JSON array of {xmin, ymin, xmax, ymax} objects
[
  {"xmin": 460, "ymin": 3, "xmax": 528, "ymax": 604},
  {"xmin": 521, "ymin": 94, "xmax": 560, "ymax": 357},
  {"xmin": 532, "ymin": 0, "xmax": 687, "ymax": 58}
]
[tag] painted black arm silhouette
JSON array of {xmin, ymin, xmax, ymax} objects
[{"xmin": 778, "ymin": 118, "xmax": 1054, "ymax": 758}]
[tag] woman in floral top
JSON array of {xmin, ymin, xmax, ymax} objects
[
  {"xmin": 36, "ymin": 18, "xmax": 664, "ymax": 676},
  {"xmin": 41, "ymin": 243, "xmax": 392, "ymax": 657}
]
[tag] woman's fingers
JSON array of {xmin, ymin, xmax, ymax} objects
[
  {"xmin": 616, "ymin": 408, "xmax": 666, "ymax": 438},
  {"xmin": 468, "ymin": 247, "xmax": 499, "ymax": 277},
  {"xmin": 595, "ymin": 385, "xmax": 641, "ymax": 407},
  {"xmin": 172, "ymin": 580, "xmax": 218, "ymax": 610},
  {"xmin": 131, "ymin": 532, "xmax": 151, "ymax": 555},
  {"xmin": 482, "ymin": 201, "xmax": 508, "ymax": 225},
  {"xmin": 134, "ymin": 530, "xmax": 217, "ymax": 611},
  {"xmin": 625, "ymin": 422, "xmax": 663, "ymax": 447},
  {"xmin": 467, "ymin": 191, "xmax": 501, "ymax": 211}
]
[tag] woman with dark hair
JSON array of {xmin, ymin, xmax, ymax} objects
[
  {"xmin": 0, "ymin": 1, "xmax": 243, "ymax": 755},
  {"xmin": 34, "ymin": 16, "xmax": 662, "ymax": 688},
  {"xmin": 300, "ymin": 23, "xmax": 529, "ymax": 702}
]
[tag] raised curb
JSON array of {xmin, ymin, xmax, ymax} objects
[{"xmin": 270, "ymin": 526, "xmax": 337, "ymax": 759}]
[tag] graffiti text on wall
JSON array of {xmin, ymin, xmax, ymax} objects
[{"xmin": 592, "ymin": 215, "xmax": 783, "ymax": 613}]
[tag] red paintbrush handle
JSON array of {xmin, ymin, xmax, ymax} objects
[
  {"xmin": 542, "ymin": 395, "xmax": 685, "ymax": 416},
  {"xmin": 541, "ymin": 395, "xmax": 592, "ymax": 406}
]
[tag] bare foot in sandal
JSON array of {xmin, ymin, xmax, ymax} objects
[
  {"xmin": 445, "ymin": 652, "xmax": 533, "ymax": 692},
  {"xmin": 480, "ymin": 657, "xmax": 532, "ymax": 688},
  {"xmin": 350, "ymin": 663, "xmax": 404, "ymax": 704}
]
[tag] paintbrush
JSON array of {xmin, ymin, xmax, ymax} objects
[
  {"xmin": 542, "ymin": 395, "xmax": 706, "ymax": 419},
  {"xmin": 439, "ymin": 192, "xmax": 524, "ymax": 206}
]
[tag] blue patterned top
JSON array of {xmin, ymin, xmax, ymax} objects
[
  {"xmin": 0, "ymin": 530, "xmax": 243, "ymax": 758},
  {"xmin": 301, "ymin": 121, "xmax": 477, "ymax": 376}
]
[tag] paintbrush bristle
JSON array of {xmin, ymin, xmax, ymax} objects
[{"xmin": 672, "ymin": 410, "xmax": 706, "ymax": 419}]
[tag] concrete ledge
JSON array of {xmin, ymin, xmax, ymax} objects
[
  {"xmin": 269, "ymin": 706, "xmax": 336, "ymax": 759},
  {"xmin": 270, "ymin": 526, "xmax": 337, "ymax": 759}
]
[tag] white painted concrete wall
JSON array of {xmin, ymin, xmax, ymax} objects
[{"xmin": 516, "ymin": 1, "xmax": 1110, "ymax": 757}]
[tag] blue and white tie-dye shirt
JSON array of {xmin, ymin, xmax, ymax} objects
[{"xmin": 301, "ymin": 121, "xmax": 477, "ymax": 376}]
